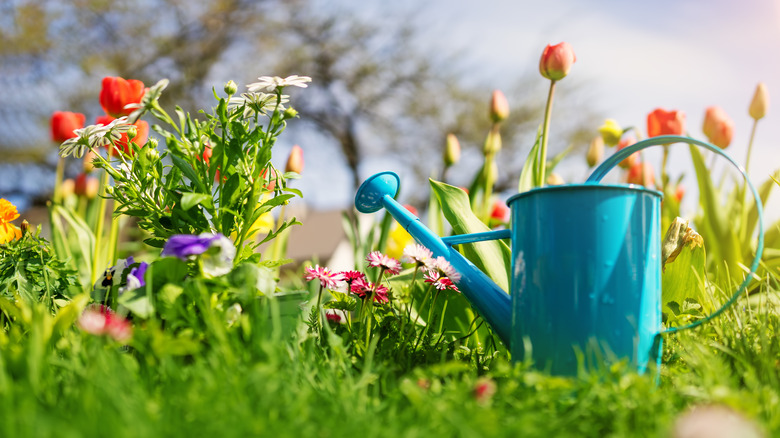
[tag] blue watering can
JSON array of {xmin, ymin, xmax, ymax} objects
[{"xmin": 355, "ymin": 135, "xmax": 764, "ymax": 375}]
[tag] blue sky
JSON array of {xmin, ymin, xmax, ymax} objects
[{"xmin": 298, "ymin": 0, "xmax": 780, "ymax": 221}]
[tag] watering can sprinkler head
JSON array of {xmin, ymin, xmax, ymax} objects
[{"xmin": 355, "ymin": 171, "xmax": 400, "ymax": 214}]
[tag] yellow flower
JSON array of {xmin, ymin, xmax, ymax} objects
[
  {"xmin": 598, "ymin": 119, "xmax": 623, "ymax": 147},
  {"xmin": 0, "ymin": 198, "xmax": 22, "ymax": 244},
  {"xmin": 385, "ymin": 223, "xmax": 414, "ymax": 261}
]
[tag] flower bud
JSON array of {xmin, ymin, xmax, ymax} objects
[
  {"xmin": 20, "ymin": 220, "xmax": 30, "ymax": 237},
  {"xmin": 99, "ymin": 76, "xmax": 145, "ymax": 118},
  {"xmin": 74, "ymin": 173, "xmax": 88, "ymax": 197},
  {"xmin": 224, "ymin": 80, "xmax": 238, "ymax": 95},
  {"xmin": 586, "ymin": 136, "xmax": 604, "ymax": 167},
  {"xmin": 749, "ymin": 82, "xmax": 769, "ymax": 120},
  {"xmin": 616, "ymin": 137, "xmax": 639, "ymax": 169},
  {"xmin": 283, "ymin": 107, "xmax": 298, "ymax": 119},
  {"xmin": 444, "ymin": 133, "xmax": 461, "ymax": 167},
  {"xmin": 539, "ymin": 42, "xmax": 576, "ymax": 81},
  {"xmin": 83, "ymin": 149, "xmax": 97, "ymax": 173},
  {"xmin": 285, "ymin": 145, "xmax": 304, "ymax": 174},
  {"xmin": 51, "ymin": 111, "xmax": 86, "ymax": 143},
  {"xmin": 546, "ymin": 173, "xmax": 564, "ymax": 185},
  {"xmin": 482, "ymin": 127, "xmax": 502, "ymax": 155},
  {"xmin": 598, "ymin": 119, "xmax": 622, "ymax": 147},
  {"xmin": 674, "ymin": 185, "xmax": 685, "ymax": 203},
  {"xmin": 489, "ymin": 90, "xmax": 510, "ymax": 123},
  {"xmin": 702, "ymin": 106, "xmax": 734, "ymax": 149},
  {"xmin": 647, "ymin": 108, "xmax": 685, "ymax": 137},
  {"xmin": 145, "ymin": 147, "xmax": 160, "ymax": 162},
  {"xmin": 61, "ymin": 178, "xmax": 75, "ymax": 198}
]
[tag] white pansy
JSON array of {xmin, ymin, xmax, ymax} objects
[
  {"xmin": 246, "ymin": 75, "xmax": 312, "ymax": 93},
  {"xmin": 200, "ymin": 233, "xmax": 236, "ymax": 277}
]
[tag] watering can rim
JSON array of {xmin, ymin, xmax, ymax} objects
[{"xmin": 506, "ymin": 183, "xmax": 662, "ymax": 205}]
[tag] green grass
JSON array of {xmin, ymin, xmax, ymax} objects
[{"xmin": 1, "ymin": 286, "xmax": 779, "ymax": 438}]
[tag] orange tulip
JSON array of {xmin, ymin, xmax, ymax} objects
[
  {"xmin": 616, "ymin": 137, "xmax": 639, "ymax": 169},
  {"xmin": 539, "ymin": 42, "xmax": 576, "ymax": 81},
  {"xmin": 51, "ymin": 111, "xmax": 86, "ymax": 142},
  {"xmin": 646, "ymin": 108, "xmax": 685, "ymax": 138},
  {"xmin": 99, "ymin": 76, "xmax": 145, "ymax": 118},
  {"xmin": 285, "ymin": 145, "xmax": 304, "ymax": 174},
  {"xmin": 702, "ymin": 106, "xmax": 734, "ymax": 149},
  {"xmin": 626, "ymin": 162, "xmax": 655, "ymax": 187}
]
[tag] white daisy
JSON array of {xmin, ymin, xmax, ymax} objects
[{"xmin": 246, "ymin": 75, "xmax": 312, "ymax": 93}]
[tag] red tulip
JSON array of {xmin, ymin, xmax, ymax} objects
[
  {"xmin": 96, "ymin": 115, "xmax": 149, "ymax": 156},
  {"xmin": 285, "ymin": 145, "xmax": 304, "ymax": 174},
  {"xmin": 51, "ymin": 111, "xmax": 86, "ymax": 142},
  {"xmin": 702, "ymin": 106, "xmax": 734, "ymax": 149},
  {"xmin": 539, "ymin": 42, "xmax": 576, "ymax": 81},
  {"xmin": 99, "ymin": 76, "xmax": 145, "ymax": 118},
  {"xmin": 647, "ymin": 108, "xmax": 685, "ymax": 138},
  {"xmin": 674, "ymin": 185, "xmax": 685, "ymax": 203}
]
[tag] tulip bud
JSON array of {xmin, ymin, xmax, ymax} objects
[
  {"xmin": 285, "ymin": 145, "xmax": 304, "ymax": 174},
  {"xmin": 546, "ymin": 173, "xmax": 564, "ymax": 185},
  {"xmin": 444, "ymin": 133, "xmax": 461, "ymax": 167},
  {"xmin": 74, "ymin": 173, "xmax": 88, "ymax": 197},
  {"xmin": 598, "ymin": 119, "xmax": 622, "ymax": 147},
  {"xmin": 539, "ymin": 42, "xmax": 576, "ymax": 81},
  {"xmin": 489, "ymin": 90, "xmax": 510, "ymax": 123},
  {"xmin": 83, "ymin": 150, "xmax": 97, "ymax": 173},
  {"xmin": 674, "ymin": 185, "xmax": 685, "ymax": 203},
  {"xmin": 482, "ymin": 127, "xmax": 502, "ymax": 155},
  {"xmin": 749, "ymin": 82, "xmax": 769, "ymax": 121},
  {"xmin": 702, "ymin": 106, "xmax": 734, "ymax": 149},
  {"xmin": 586, "ymin": 136, "xmax": 604, "ymax": 167},
  {"xmin": 85, "ymin": 176, "xmax": 99, "ymax": 199},
  {"xmin": 61, "ymin": 178, "xmax": 75, "ymax": 198},
  {"xmin": 224, "ymin": 80, "xmax": 238, "ymax": 95},
  {"xmin": 51, "ymin": 111, "xmax": 86, "ymax": 143}
]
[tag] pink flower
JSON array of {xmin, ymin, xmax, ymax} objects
[
  {"xmin": 425, "ymin": 256, "xmax": 461, "ymax": 283},
  {"xmin": 350, "ymin": 278, "xmax": 389, "ymax": 304},
  {"xmin": 78, "ymin": 304, "xmax": 132, "ymax": 343},
  {"xmin": 473, "ymin": 377, "xmax": 497, "ymax": 403},
  {"xmin": 402, "ymin": 244, "xmax": 433, "ymax": 266},
  {"xmin": 424, "ymin": 271, "xmax": 460, "ymax": 292},
  {"xmin": 325, "ymin": 311, "xmax": 342, "ymax": 324},
  {"xmin": 303, "ymin": 265, "xmax": 344, "ymax": 290},
  {"xmin": 366, "ymin": 251, "xmax": 402, "ymax": 275}
]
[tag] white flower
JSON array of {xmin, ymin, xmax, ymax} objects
[
  {"xmin": 200, "ymin": 233, "xmax": 236, "ymax": 277},
  {"xmin": 126, "ymin": 78, "xmax": 169, "ymax": 123},
  {"xmin": 60, "ymin": 117, "xmax": 133, "ymax": 158},
  {"xmin": 227, "ymin": 92, "xmax": 289, "ymax": 118},
  {"xmin": 246, "ymin": 75, "xmax": 312, "ymax": 93}
]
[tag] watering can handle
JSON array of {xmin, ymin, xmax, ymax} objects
[{"xmin": 587, "ymin": 135, "xmax": 765, "ymax": 334}]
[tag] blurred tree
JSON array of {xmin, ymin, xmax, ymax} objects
[{"xmin": 0, "ymin": 0, "xmax": 598, "ymax": 206}]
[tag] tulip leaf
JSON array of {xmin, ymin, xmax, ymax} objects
[
  {"xmin": 661, "ymin": 223, "xmax": 711, "ymax": 321},
  {"xmin": 430, "ymin": 179, "xmax": 511, "ymax": 292},
  {"xmin": 518, "ymin": 127, "xmax": 542, "ymax": 193}
]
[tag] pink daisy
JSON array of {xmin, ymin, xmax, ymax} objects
[
  {"xmin": 350, "ymin": 278, "xmax": 390, "ymax": 303},
  {"xmin": 425, "ymin": 256, "xmax": 461, "ymax": 283},
  {"xmin": 304, "ymin": 265, "xmax": 344, "ymax": 290},
  {"xmin": 402, "ymin": 244, "xmax": 433, "ymax": 266},
  {"xmin": 366, "ymin": 251, "xmax": 402, "ymax": 275},
  {"xmin": 424, "ymin": 271, "xmax": 460, "ymax": 292},
  {"xmin": 78, "ymin": 304, "xmax": 133, "ymax": 343},
  {"xmin": 325, "ymin": 311, "xmax": 342, "ymax": 324}
]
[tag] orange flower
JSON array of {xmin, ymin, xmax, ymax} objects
[
  {"xmin": 539, "ymin": 42, "xmax": 576, "ymax": 81},
  {"xmin": 702, "ymin": 106, "xmax": 734, "ymax": 149},
  {"xmin": 99, "ymin": 76, "xmax": 146, "ymax": 118},
  {"xmin": 0, "ymin": 198, "xmax": 22, "ymax": 244},
  {"xmin": 616, "ymin": 137, "xmax": 639, "ymax": 169},
  {"xmin": 51, "ymin": 111, "xmax": 86, "ymax": 143},
  {"xmin": 647, "ymin": 108, "xmax": 685, "ymax": 138},
  {"xmin": 96, "ymin": 115, "xmax": 149, "ymax": 156}
]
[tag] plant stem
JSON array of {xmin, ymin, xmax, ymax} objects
[
  {"xmin": 53, "ymin": 156, "xmax": 65, "ymax": 205},
  {"xmin": 90, "ymin": 169, "xmax": 111, "ymax": 286},
  {"xmin": 745, "ymin": 118, "xmax": 759, "ymax": 175},
  {"xmin": 537, "ymin": 81, "xmax": 557, "ymax": 187}
]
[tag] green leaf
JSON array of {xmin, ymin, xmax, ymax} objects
[
  {"xmin": 181, "ymin": 192, "xmax": 214, "ymax": 211},
  {"xmin": 149, "ymin": 257, "xmax": 189, "ymax": 287},
  {"xmin": 118, "ymin": 287, "xmax": 155, "ymax": 318},
  {"xmin": 518, "ymin": 127, "xmax": 543, "ymax": 193},
  {"xmin": 51, "ymin": 204, "xmax": 94, "ymax": 281},
  {"xmin": 662, "ymin": 225, "xmax": 711, "ymax": 318},
  {"xmin": 430, "ymin": 179, "xmax": 511, "ymax": 292}
]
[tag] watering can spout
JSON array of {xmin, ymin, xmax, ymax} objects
[{"xmin": 355, "ymin": 172, "xmax": 513, "ymax": 346}]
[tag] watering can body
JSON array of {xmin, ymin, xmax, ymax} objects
[{"xmin": 355, "ymin": 135, "xmax": 764, "ymax": 376}]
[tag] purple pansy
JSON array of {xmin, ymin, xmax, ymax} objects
[{"xmin": 161, "ymin": 234, "xmax": 223, "ymax": 259}]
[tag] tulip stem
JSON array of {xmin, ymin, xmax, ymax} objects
[
  {"xmin": 91, "ymin": 168, "xmax": 111, "ymax": 287},
  {"xmin": 745, "ymin": 118, "xmax": 758, "ymax": 176},
  {"xmin": 53, "ymin": 157, "xmax": 65, "ymax": 205},
  {"xmin": 537, "ymin": 81, "xmax": 557, "ymax": 187}
]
